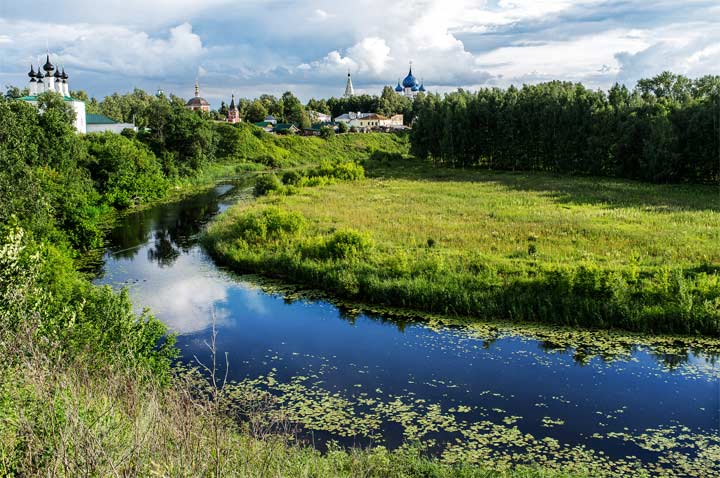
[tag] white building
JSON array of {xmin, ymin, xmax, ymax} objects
[
  {"xmin": 308, "ymin": 110, "xmax": 332, "ymax": 123},
  {"xmin": 21, "ymin": 54, "xmax": 87, "ymax": 133},
  {"xmin": 20, "ymin": 54, "xmax": 135, "ymax": 135},
  {"xmin": 86, "ymin": 114, "xmax": 138, "ymax": 134},
  {"xmin": 344, "ymin": 71, "xmax": 354, "ymax": 97}
]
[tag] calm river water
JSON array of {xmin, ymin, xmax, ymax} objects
[{"xmin": 94, "ymin": 182, "xmax": 720, "ymax": 476}]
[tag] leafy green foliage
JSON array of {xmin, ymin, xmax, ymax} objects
[
  {"xmin": 0, "ymin": 220, "xmax": 176, "ymax": 375},
  {"xmin": 254, "ymin": 173, "xmax": 283, "ymax": 196},
  {"xmin": 411, "ymin": 74, "xmax": 720, "ymax": 184},
  {"xmin": 320, "ymin": 125, "xmax": 335, "ymax": 138},
  {"xmin": 305, "ymin": 229, "xmax": 375, "ymax": 261},
  {"xmin": 84, "ymin": 133, "xmax": 168, "ymax": 207}
]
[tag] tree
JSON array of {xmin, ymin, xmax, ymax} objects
[
  {"xmin": 281, "ymin": 91, "xmax": 310, "ymax": 128},
  {"xmin": 337, "ymin": 122, "xmax": 349, "ymax": 134},
  {"xmin": 5, "ymin": 86, "xmax": 29, "ymax": 99},
  {"xmin": 319, "ymin": 125, "xmax": 335, "ymax": 139},
  {"xmin": 245, "ymin": 100, "xmax": 268, "ymax": 123},
  {"xmin": 218, "ymin": 101, "xmax": 228, "ymax": 118}
]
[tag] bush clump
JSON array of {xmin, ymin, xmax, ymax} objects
[
  {"xmin": 282, "ymin": 170, "xmax": 303, "ymax": 186},
  {"xmin": 230, "ymin": 207, "xmax": 305, "ymax": 245},
  {"xmin": 254, "ymin": 173, "xmax": 283, "ymax": 196},
  {"xmin": 308, "ymin": 161, "xmax": 365, "ymax": 181},
  {"xmin": 304, "ymin": 229, "xmax": 375, "ymax": 261},
  {"xmin": 369, "ymin": 149, "xmax": 404, "ymax": 162}
]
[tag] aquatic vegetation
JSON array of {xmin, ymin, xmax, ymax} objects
[{"xmin": 227, "ymin": 368, "xmax": 720, "ymax": 477}]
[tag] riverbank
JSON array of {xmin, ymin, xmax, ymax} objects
[
  {"xmin": 203, "ymin": 159, "xmax": 720, "ymax": 336},
  {"xmin": 84, "ymin": 181, "xmax": 720, "ymax": 477}
]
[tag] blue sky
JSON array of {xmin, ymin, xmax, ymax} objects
[{"xmin": 1, "ymin": 0, "xmax": 719, "ymax": 107}]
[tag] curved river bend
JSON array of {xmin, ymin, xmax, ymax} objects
[{"xmin": 95, "ymin": 182, "xmax": 720, "ymax": 477}]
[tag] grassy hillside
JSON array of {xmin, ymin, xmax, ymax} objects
[
  {"xmin": 222, "ymin": 123, "xmax": 409, "ymax": 167},
  {"xmin": 204, "ymin": 160, "xmax": 720, "ymax": 335}
]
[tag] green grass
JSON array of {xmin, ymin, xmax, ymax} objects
[
  {"xmin": 229, "ymin": 124, "xmax": 410, "ymax": 166},
  {"xmin": 204, "ymin": 160, "xmax": 720, "ymax": 335}
]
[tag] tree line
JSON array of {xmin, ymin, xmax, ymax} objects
[
  {"xmin": 33, "ymin": 85, "xmax": 416, "ymax": 127},
  {"xmin": 411, "ymin": 72, "xmax": 720, "ymax": 184}
]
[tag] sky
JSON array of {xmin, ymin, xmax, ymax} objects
[{"xmin": 1, "ymin": 0, "xmax": 719, "ymax": 107}]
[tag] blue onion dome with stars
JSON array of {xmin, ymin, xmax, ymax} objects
[{"xmin": 395, "ymin": 80, "xmax": 403, "ymax": 92}]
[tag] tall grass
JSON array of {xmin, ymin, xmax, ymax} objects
[{"xmin": 203, "ymin": 160, "xmax": 720, "ymax": 336}]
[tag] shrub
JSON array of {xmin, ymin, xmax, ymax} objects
[
  {"xmin": 305, "ymin": 229, "xmax": 375, "ymax": 261},
  {"xmin": 231, "ymin": 207, "xmax": 305, "ymax": 245},
  {"xmin": 254, "ymin": 173, "xmax": 282, "ymax": 197},
  {"xmin": 84, "ymin": 133, "xmax": 167, "ymax": 208},
  {"xmin": 308, "ymin": 161, "xmax": 365, "ymax": 181},
  {"xmin": 282, "ymin": 170, "xmax": 304, "ymax": 186},
  {"xmin": 320, "ymin": 126, "xmax": 335, "ymax": 139},
  {"xmin": 252, "ymin": 154, "xmax": 283, "ymax": 169},
  {"xmin": 331, "ymin": 162, "xmax": 365, "ymax": 181},
  {"xmin": 369, "ymin": 149, "xmax": 404, "ymax": 162}
]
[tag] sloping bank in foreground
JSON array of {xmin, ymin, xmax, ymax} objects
[{"xmin": 202, "ymin": 160, "xmax": 720, "ymax": 336}]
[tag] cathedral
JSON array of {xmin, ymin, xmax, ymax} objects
[
  {"xmin": 227, "ymin": 94, "xmax": 240, "ymax": 123},
  {"xmin": 185, "ymin": 80, "xmax": 210, "ymax": 112},
  {"xmin": 394, "ymin": 63, "xmax": 425, "ymax": 99},
  {"xmin": 22, "ymin": 54, "xmax": 87, "ymax": 133}
]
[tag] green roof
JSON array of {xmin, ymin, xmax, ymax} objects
[
  {"xmin": 253, "ymin": 122, "xmax": 273, "ymax": 127},
  {"xmin": 19, "ymin": 95, "xmax": 78, "ymax": 102},
  {"xmin": 86, "ymin": 114, "xmax": 118, "ymax": 125},
  {"xmin": 274, "ymin": 123, "xmax": 298, "ymax": 131}
]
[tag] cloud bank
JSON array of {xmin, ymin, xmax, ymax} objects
[{"xmin": 1, "ymin": 0, "xmax": 719, "ymax": 104}]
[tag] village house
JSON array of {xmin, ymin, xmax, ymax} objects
[
  {"xmin": 308, "ymin": 110, "xmax": 332, "ymax": 123},
  {"xmin": 333, "ymin": 112, "xmax": 404, "ymax": 131}
]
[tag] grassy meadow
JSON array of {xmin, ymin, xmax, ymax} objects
[{"xmin": 204, "ymin": 160, "xmax": 720, "ymax": 335}]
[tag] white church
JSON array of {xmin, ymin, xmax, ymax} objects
[{"xmin": 20, "ymin": 54, "xmax": 134, "ymax": 134}]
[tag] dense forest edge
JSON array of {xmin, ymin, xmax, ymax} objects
[
  {"xmin": 1, "ymin": 71, "xmax": 719, "ymax": 476},
  {"xmin": 411, "ymin": 73, "xmax": 720, "ymax": 184}
]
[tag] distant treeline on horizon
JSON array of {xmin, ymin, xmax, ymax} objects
[
  {"xmin": 6, "ymin": 71, "xmax": 720, "ymax": 184},
  {"xmin": 410, "ymin": 72, "xmax": 720, "ymax": 185}
]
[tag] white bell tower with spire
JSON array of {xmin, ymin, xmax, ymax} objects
[{"xmin": 344, "ymin": 70, "xmax": 355, "ymax": 98}]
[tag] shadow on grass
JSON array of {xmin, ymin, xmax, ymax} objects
[{"xmin": 365, "ymin": 159, "xmax": 720, "ymax": 213}]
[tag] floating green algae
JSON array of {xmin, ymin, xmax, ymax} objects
[{"xmin": 226, "ymin": 367, "xmax": 720, "ymax": 478}]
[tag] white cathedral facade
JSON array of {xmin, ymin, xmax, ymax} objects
[{"xmin": 22, "ymin": 54, "xmax": 87, "ymax": 133}]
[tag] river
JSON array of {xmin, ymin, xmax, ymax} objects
[{"xmin": 94, "ymin": 181, "xmax": 720, "ymax": 476}]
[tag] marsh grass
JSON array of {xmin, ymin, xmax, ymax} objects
[{"xmin": 204, "ymin": 160, "xmax": 720, "ymax": 335}]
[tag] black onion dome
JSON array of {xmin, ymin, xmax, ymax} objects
[
  {"xmin": 62, "ymin": 67, "xmax": 68, "ymax": 80},
  {"xmin": 43, "ymin": 54, "xmax": 54, "ymax": 73},
  {"xmin": 36, "ymin": 69, "xmax": 44, "ymax": 79},
  {"xmin": 28, "ymin": 65, "xmax": 36, "ymax": 78},
  {"xmin": 54, "ymin": 68, "xmax": 62, "ymax": 78},
  {"xmin": 229, "ymin": 95, "xmax": 236, "ymax": 109}
]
